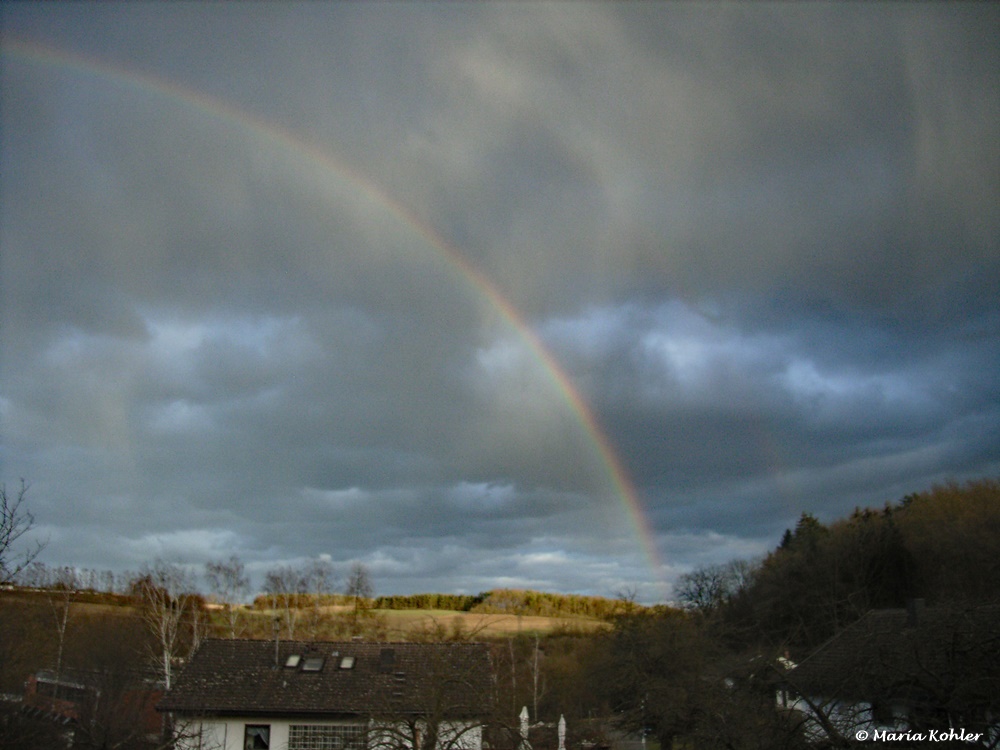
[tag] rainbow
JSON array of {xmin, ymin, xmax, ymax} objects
[{"xmin": 4, "ymin": 38, "xmax": 666, "ymax": 592}]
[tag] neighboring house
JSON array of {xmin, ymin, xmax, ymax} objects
[
  {"xmin": 782, "ymin": 601, "xmax": 1000, "ymax": 745},
  {"xmin": 23, "ymin": 670, "xmax": 91, "ymax": 722},
  {"xmin": 158, "ymin": 639, "xmax": 493, "ymax": 750},
  {"xmin": 21, "ymin": 667, "xmax": 165, "ymax": 746}
]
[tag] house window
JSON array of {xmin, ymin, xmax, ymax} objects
[
  {"xmin": 36, "ymin": 679, "xmax": 90, "ymax": 704},
  {"xmin": 289, "ymin": 724, "xmax": 367, "ymax": 750},
  {"xmin": 245, "ymin": 725, "xmax": 271, "ymax": 749}
]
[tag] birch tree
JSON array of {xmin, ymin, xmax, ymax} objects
[
  {"xmin": 264, "ymin": 564, "xmax": 306, "ymax": 639},
  {"xmin": 205, "ymin": 555, "xmax": 250, "ymax": 638},
  {"xmin": 133, "ymin": 560, "xmax": 195, "ymax": 690},
  {"xmin": 46, "ymin": 566, "xmax": 78, "ymax": 699},
  {"xmin": 303, "ymin": 556, "xmax": 337, "ymax": 637},
  {"xmin": 345, "ymin": 561, "xmax": 374, "ymax": 627}
]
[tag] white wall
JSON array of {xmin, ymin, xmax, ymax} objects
[
  {"xmin": 785, "ymin": 696, "xmax": 906, "ymax": 743},
  {"xmin": 174, "ymin": 717, "xmax": 483, "ymax": 750},
  {"xmin": 439, "ymin": 720, "xmax": 483, "ymax": 750}
]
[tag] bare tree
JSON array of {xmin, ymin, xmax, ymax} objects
[
  {"xmin": 0, "ymin": 480, "xmax": 45, "ymax": 584},
  {"xmin": 205, "ymin": 555, "xmax": 250, "ymax": 638},
  {"xmin": 365, "ymin": 644, "xmax": 494, "ymax": 750},
  {"xmin": 165, "ymin": 717, "xmax": 226, "ymax": 750},
  {"xmin": 305, "ymin": 557, "xmax": 337, "ymax": 603},
  {"xmin": 676, "ymin": 558, "xmax": 758, "ymax": 614},
  {"xmin": 782, "ymin": 604, "xmax": 1000, "ymax": 748},
  {"xmin": 346, "ymin": 561, "xmax": 374, "ymax": 626},
  {"xmin": 132, "ymin": 560, "xmax": 196, "ymax": 690},
  {"xmin": 531, "ymin": 633, "xmax": 544, "ymax": 724},
  {"xmin": 303, "ymin": 556, "xmax": 338, "ymax": 637},
  {"xmin": 46, "ymin": 566, "xmax": 78, "ymax": 699},
  {"xmin": 0, "ymin": 705, "xmax": 65, "ymax": 749},
  {"xmin": 507, "ymin": 637, "xmax": 518, "ymax": 718},
  {"xmin": 615, "ymin": 586, "xmax": 640, "ymax": 616},
  {"xmin": 264, "ymin": 564, "xmax": 306, "ymax": 639},
  {"xmin": 70, "ymin": 665, "xmax": 163, "ymax": 750}
]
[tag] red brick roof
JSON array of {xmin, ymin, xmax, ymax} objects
[{"xmin": 158, "ymin": 639, "xmax": 492, "ymax": 718}]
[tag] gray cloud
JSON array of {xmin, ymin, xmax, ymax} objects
[{"xmin": 2, "ymin": 3, "xmax": 997, "ymax": 602}]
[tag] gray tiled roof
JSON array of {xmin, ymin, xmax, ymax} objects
[
  {"xmin": 786, "ymin": 604, "xmax": 1000, "ymax": 702},
  {"xmin": 158, "ymin": 640, "xmax": 492, "ymax": 718}
]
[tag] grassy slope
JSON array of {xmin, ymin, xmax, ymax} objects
[
  {"xmin": 246, "ymin": 603, "xmax": 609, "ymax": 639},
  {"xmin": 1, "ymin": 588, "xmax": 610, "ymax": 649},
  {"xmin": 371, "ymin": 607, "xmax": 607, "ymax": 637}
]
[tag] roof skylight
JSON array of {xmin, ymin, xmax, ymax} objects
[
  {"xmin": 301, "ymin": 657, "xmax": 325, "ymax": 672},
  {"xmin": 285, "ymin": 655, "xmax": 301, "ymax": 668}
]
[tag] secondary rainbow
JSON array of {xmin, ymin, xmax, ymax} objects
[{"xmin": 5, "ymin": 38, "xmax": 666, "ymax": 589}]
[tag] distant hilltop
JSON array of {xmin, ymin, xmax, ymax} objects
[{"xmin": 247, "ymin": 588, "xmax": 644, "ymax": 620}]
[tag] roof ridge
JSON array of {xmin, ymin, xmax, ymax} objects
[{"xmin": 198, "ymin": 638, "xmax": 489, "ymax": 646}]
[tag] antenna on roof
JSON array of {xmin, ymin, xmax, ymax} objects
[
  {"xmin": 379, "ymin": 648, "xmax": 395, "ymax": 673},
  {"xmin": 273, "ymin": 616, "xmax": 281, "ymax": 668}
]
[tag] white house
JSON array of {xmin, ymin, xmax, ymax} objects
[
  {"xmin": 158, "ymin": 639, "xmax": 493, "ymax": 750},
  {"xmin": 781, "ymin": 602, "xmax": 1000, "ymax": 746}
]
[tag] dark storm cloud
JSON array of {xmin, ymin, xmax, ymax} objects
[
  {"xmin": 559, "ymin": 298, "xmax": 1000, "ymax": 538},
  {"xmin": 2, "ymin": 3, "xmax": 997, "ymax": 601}
]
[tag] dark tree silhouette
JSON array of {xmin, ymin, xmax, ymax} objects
[{"xmin": 1, "ymin": 481, "xmax": 45, "ymax": 584}]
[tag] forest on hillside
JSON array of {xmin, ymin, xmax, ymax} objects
[{"xmin": 2, "ymin": 478, "xmax": 998, "ymax": 749}]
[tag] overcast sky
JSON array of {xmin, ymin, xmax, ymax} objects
[{"xmin": 2, "ymin": 3, "xmax": 998, "ymax": 603}]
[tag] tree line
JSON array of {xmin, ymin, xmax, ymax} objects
[
  {"xmin": 584, "ymin": 478, "xmax": 1000, "ymax": 748},
  {"xmin": 11, "ymin": 563, "xmax": 632, "ymax": 622},
  {"xmin": 674, "ymin": 477, "xmax": 1000, "ymax": 651},
  {"xmin": 373, "ymin": 590, "xmax": 631, "ymax": 619}
]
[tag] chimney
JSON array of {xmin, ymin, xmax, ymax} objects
[
  {"xmin": 906, "ymin": 598, "xmax": 925, "ymax": 627},
  {"xmin": 379, "ymin": 648, "xmax": 395, "ymax": 673},
  {"xmin": 273, "ymin": 616, "xmax": 281, "ymax": 667}
]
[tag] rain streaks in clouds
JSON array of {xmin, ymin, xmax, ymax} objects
[{"xmin": 1, "ymin": 3, "xmax": 998, "ymax": 601}]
